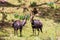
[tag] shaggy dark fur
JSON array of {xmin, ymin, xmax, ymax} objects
[
  {"xmin": 32, "ymin": 8, "xmax": 38, "ymax": 15},
  {"xmin": 12, "ymin": 19, "xmax": 26, "ymax": 36},
  {"xmin": 30, "ymin": 16, "xmax": 43, "ymax": 35}
]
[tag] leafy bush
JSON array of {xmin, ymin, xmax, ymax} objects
[
  {"xmin": 14, "ymin": 14, "xmax": 19, "ymax": 18},
  {"xmin": 19, "ymin": 15, "xmax": 25, "ymax": 20},
  {"xmin": 30, "ymin": 2, "xmax": 37, "ymax": 7},
  {"xmin": 14, "ymin": 14, "xmax": 30, "ymax": 20},
  {"xmin": 47, "ymin": 2, "xmax": 59, "ymax": 9},
  {"xmin": 47, "ymin": 2, "xmax": 54, "ymax": 8}
]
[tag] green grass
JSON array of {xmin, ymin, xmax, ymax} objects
[
  {"xmin": 0, "ymin": 14, "xmax": 59, "ymax": 40},
  {"xmin": 0, "ymin": 0, "xmax": 60, "ymax": 40}
]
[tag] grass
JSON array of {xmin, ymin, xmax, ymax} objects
[
  {"xmin": 0, "ymin": 0, "xmax": 60, "ymax": 40},
  {"xmin": 0, "ymin": 14, "xmax": 59, "ymax": 40}
]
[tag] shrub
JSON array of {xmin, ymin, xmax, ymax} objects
[
  {"xmin": 14, "ymin": 14, "xmax": 19, "ymax": 19},
  {"xmin": 47, "ymin": 2, "xmax": 54, "ymax": 8},
  {"xmin": 30, "ymin": 2, "xmax": 37, "ymax": 7},
  {"xmin": 14, "ymin": 13, "xmax": 30, "ymax": 20}
]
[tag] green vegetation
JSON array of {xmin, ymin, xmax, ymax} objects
[
  {"xmin": 0, "ymin": 14, "xmax": 60, "ymax": 40},
  {"xmin": 30, "ymin": 2, "xmax": 37, "ymax": 7},
  {"xmin": 0, "ymin": 0, "xmax": 60, "ymax": 40},
  {"xmin": 14, "ymin": 13, "xmax": 30, "ymax": 20}
]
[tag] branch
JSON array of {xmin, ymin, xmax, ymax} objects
[
  {"xmin": 36, "ymin": 3, "xmax": 47, "ymax": 6},
  {"xmin": 54, "ymin": 0, "xmax": 60, "ymax": 3},
  {"xmin": 35, "ymin": 0, "xmax": 60, "ymax": 7}
]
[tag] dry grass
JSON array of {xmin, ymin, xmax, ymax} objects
[
  {"xmin": 0, "ymin": 14, "xmax": 59, "ymax": 40},
  {"xmin": 0, "ymin": 0, "xmax": 60, "ymax": 40}
]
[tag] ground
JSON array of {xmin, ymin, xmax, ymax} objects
[{"xmin": 0, "ymin": 0, "xmax": 60, "ymax": 40}]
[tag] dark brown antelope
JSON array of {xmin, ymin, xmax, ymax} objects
[
  {"xmin": 30, "ymin": 15, "xmax": 43, "ymax": 36},
  {"xmin": 12, "ymin": 16, "xmax": 27, "ymax": 37},
  {"xmin": 32, "ymin": 7, "xmax": 38, "ymax": 15}
]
